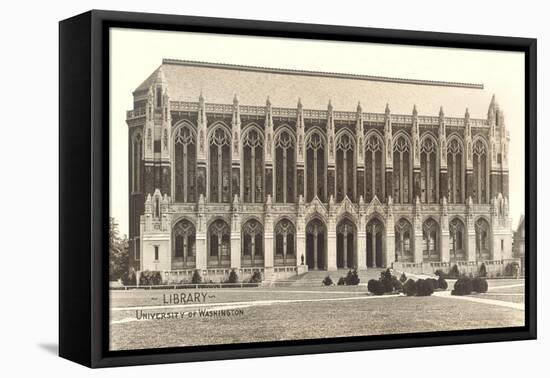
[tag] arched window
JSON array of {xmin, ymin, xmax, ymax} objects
[
  {"xmin": 473, "ymin": 139, "xmax": 488, "ymax": 204},
  {"xmin": 275, "ymin": 129, "xmax": 295, "ymax": 203},
  {"xmin": 131, "ymin": 132, "xmax": 142, "ymax": 193},
  {"xmin": 365, "ymin": 134, "xmax": 384, "ymax": 202},
  {"xmin": 174, "ymin": 125, "xmax": 196, "ymax": 202},
  {"xmin": 447, "ymin": 138, "xmax": 463, "ymax": 204},
  {"xmin": 423, "ymin": 218, "xmax": 440, "ymax": 261},
  {"xmin": 393, "ymin": 135, "xmax": 412, "ymax": 204},
  {"xmin": 336, "ymin": 132, "xmax": 355, "ymax": 202},
  {"xmin": 242, "ymin": 127, "xmax": 264, "ymax": 203},
  {"xmin": 420, "ymin": 137, "xmax": 437, "ymax": 203},
  {"xmin": 209, "ymin": 127, "xmax": 231, "ymax": 203},
  {"xmin": 242, "ymin": 219, "xmax": 263, "ymax": 265},
  {"xmin": 306, "ymin": 131, "xmax": 326, "ymax": 202},
  {"xmin": 172, "ymin": 219, "xmax": 196, "ymax": 269},
  {"xmin": 475, "ymin": 218, "xmax": 491, "ymax": 260},
  {"xmin": 449, "ymin": 218, "xmax": 466, "ymax": 261},
  {"xmin": 208, "ymin": 219, "xmax": 230, "ymax": 267},
  {"xmin": 275, "ymin": 219, "xmax": 295, "ymax": 265},
  {"xmin": 395, "ymin": 218, "xmax": 413, "ymax": 262}
]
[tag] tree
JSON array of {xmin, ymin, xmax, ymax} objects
[{"xmin": 109, "ymin": 217, "xmax": 129, "ymax": 281}]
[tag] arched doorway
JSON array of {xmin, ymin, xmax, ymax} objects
[
  {"xmin": 423, "ymin": 217, "xmax": 440, "ymax": 262},
  {"xmin": 366, "ymin": 218, "xmax": 384, "ymax": 268},
  {"xmin": 172, "ymin": 218, "xmax": 196, "ymax": 269},
  {"xmin": 306, "ymin": 218, "xmax": 326, "ymax": 270},
  {"xmin": 274, "ymin": 218, "xmax": 296, "ymax": 266},
  {"xmin": 241, "ymin": 218, "xmax": 264, "ymax": 267},
  {"xmin": 207, "ymin": 219, "xmax": 231, "ymax": 267},
  {"xmin": 336, "ymin": 218, "xmax": 356, "ymax": 269},
  {"xmin": 475, "ymin": 217, "xmax": 492, "ymax": 260}
]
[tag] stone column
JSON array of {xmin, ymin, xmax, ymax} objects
[
  {"xmin": 357, "ymin": 227, "xmax": 367, "ymax": 270},
  {"xmin": 413, "ymin": 197, "xmax": 423, "ymax": 263},
  {"xmin": 263, "ymin": 195, "xmax": 274, "ymax": 279},
  {"xmin": 230, "ymin": 195, "xmax": 241, "ymax": 269},
  {"xmin": 326, "ymin": 208, "xmax": 337, "ymax": 270},
  {"xmin": 195, "ymin": 213, "xmax": 207, "ymax": 270}
]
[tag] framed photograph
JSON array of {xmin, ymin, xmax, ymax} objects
[{"xmin": 59, "ymin": 10, "xmax": 536, "ymax": 368}]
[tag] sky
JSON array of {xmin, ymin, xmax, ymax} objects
[{"xmin": 110, "ymin": 28, "xmax": 525, "ymax": 237}]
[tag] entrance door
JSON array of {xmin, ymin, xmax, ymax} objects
[
  {"xmin": 366, "ymin": 219, "xmax": 384, "ymax": 268},
  {"xmin": 306, "ymin": 218, "xmax": 326, "ymax": 270},
  {"xmin": 336, "ymin": 218, "xmax": 356, "ymax": 269}
]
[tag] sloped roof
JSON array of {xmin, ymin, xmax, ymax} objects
[{"xmin": 135, "ymin": 59, "xmax": 491, "ymax": 118}]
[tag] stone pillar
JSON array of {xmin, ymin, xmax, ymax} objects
[
  {"xmin": 195, "ymin": 209, "xmax": 207, "ymax": 270},
  {"xmin": 326, "ymin": 210, "xmax": 337, "ymax": 270},
  {"xmin": 357, "ymin": 227, "xmax": 367, "ymax": 270},
  {"xmin": 440, "ymin": 231, "xmax": 450, "ymax": 263},
  {"xmin": 413, "ymin": 197, "xmax": 423, "ymax": 263},
  {"xmin": 467, "ymin": 229, "xmax": 476, "ymax": 262},
  {"xmin": 385, "ymin": 228, "xmax": 395, "ymax": 268},
  {"xmin": 263, "ymin": 195, "xmax": 274, "ymax": 278},
  {"xmin": 230, "ymin": 195, "xmax": 241, "ymax": 269}
]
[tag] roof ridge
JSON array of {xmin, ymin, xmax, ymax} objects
[{"xmin": 161, "ymin": 58, "xmax": 484, "ymax": 90}]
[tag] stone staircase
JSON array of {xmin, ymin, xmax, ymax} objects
[{"xmin": 268, "ymin": 268, "xmax": 387, "ymax": 287}]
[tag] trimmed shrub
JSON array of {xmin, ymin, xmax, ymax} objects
[
  {"xmin": 380, "ymin": 269, "xmax": 394, "ymax": 293},
  {"xmin": 452, "ymin": 277, "xmax": 473, "ymax": 296},
  {"xmin": 250, "ymin": 271, "xmax": 262, "ymax": 284},
  {"xmin": 437, "ymin": 275, "xmax": 448, "ymax": 290},
  {"xmin": 399, "ymin": 272, "xmax": 408, "ymax": 283},
  {"xmin": 472, "ymin": 277, "xmax": 489, "ymax": 293},
  {"xmin": 434, "ymin": 269, "xmax": 446, "ymax": 278},
  {"xmin": 337, "ymin": 277, "xmax": 346, "ymax": 286},
  {"xmin": 478, "ymin": 263, "xmax": 488, "ymax": 278},
  {"xmin": 191, "ymin": 269, "xmax": 202, "ymax": 284},
  {"xmin": 416, "ymin": 279, "xmax": 435, "ymax": 296},
  {"xmin": 139, "ymin": 270, "xmax": 162, "ymax": 286},
  {"xmin": 392, "ymin": 277, "xmax": 404, "ymax": 293},
  {"xmin": 403, "ymin": 279, "xmax": 417, "ymax": 296},
  {"xmin": 121, "ymin": 270, "xmax": 136, "ymax": 286},
  {"xmin": 449, "ymin": 264, "xmax": 460, "ymax": 279},
  {"xmin": 427, "ymin": 278, "xmax": 439, "ymax": 291},
  {"xmin": 367, "ymin": 279, "xmax": 385, "ymax": 295},
  {"xmin": 228, "ymin": 269, "xmax": 239, "ymax": 284},
  {"xmin": 345, "ymin": 269, "xmax": 361, "ymax": 285},
  {"xmin": 322, "ymin": 275, "xmax": 333, "ymax": 286}
]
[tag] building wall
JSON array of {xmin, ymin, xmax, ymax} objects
[{"xmin": 126, "ymin": 66, "xmax": 513, "ymax": 277}]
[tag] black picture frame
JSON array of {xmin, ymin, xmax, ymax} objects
[{"xmin": 59, "ymin": 9, "xmax": 537, "ymax": 368}]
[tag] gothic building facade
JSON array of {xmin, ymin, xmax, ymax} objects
[{"xmin": 126, "ymin": 59, "xmax": 513, "ymax": 280}]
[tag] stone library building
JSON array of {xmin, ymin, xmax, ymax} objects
[{"xmin": 125, "ymin": 59, "xmax": 513, "ymax": 282}]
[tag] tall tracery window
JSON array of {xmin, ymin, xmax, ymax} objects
[
  {"xmin": 173, "ymin": 219, "xmax": 196, "ymax": 261},
  {"xmin": 423, "ymin": 218, "xmax": 440, "ymax": 261},
  {"xmin": 447, "ymin": 138, "xmax": 463, "ymax": 204},
  {"xmin": 209, "ymin": 127, "xmax": 231, "ymax": 203},
  {"xmin": 420, "ymin": 137, "xmax": 437, "ymax": 203},
  {"xmin": 275, "ymin": 130, "xmax": 295, "ymax": 203},
  {"xmin": 475, "ymin": 218, "xmax": 491, "ymax": 260},
  {"xmin": 306, "ymin": 131, "xmax": 326, "ymax": 202},
  {"xmin": 365, "ymin": 134, "xmax": 384, "ymax": 202},
  {"xmin": 242, "ymin": 127, "xmax": 264, "ymax": 203},
  {"xmin": 473, "ymin": 139, "xmax": 488, "ymax": 204},
  {"xmin": 336, "ymin": 132, "xmax": 355, "ymax": 201},
  {"xmin": 208, "ymin": 219, "xmax": 230, "ymax": 265},
  {"xmin": 449, "ymin": 218, "xmax": 465, "ymax": 260},
  {"xmin": 275, "ymin": 219, "xmax": 295, "ymax": 264},
  {"xmin": 395, "ymin": 218, "xmax": 413, "ymax": 262},
  {"xmin": 393, "ymin": 135, "xmax": 411, "ymax": 204},
  {"xmin": 242, "ymin": 219, "xmax": 263, "ymax": 264},
  {"xmin": 131, "ymin": 132, "xmax": 143, "ymax": 193},
  {"xmin": 174, "ymin": 126, "xmax": 196, "ymax": 202}
]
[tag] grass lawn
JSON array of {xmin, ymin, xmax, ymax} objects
[{"xmin": 109, "ymin": 279, "xmax": 525, "ymax": 351}]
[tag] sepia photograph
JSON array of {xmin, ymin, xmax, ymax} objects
[{"xmin": 108, "ymin": 27, "xmax": 526, "ymax": 352}]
